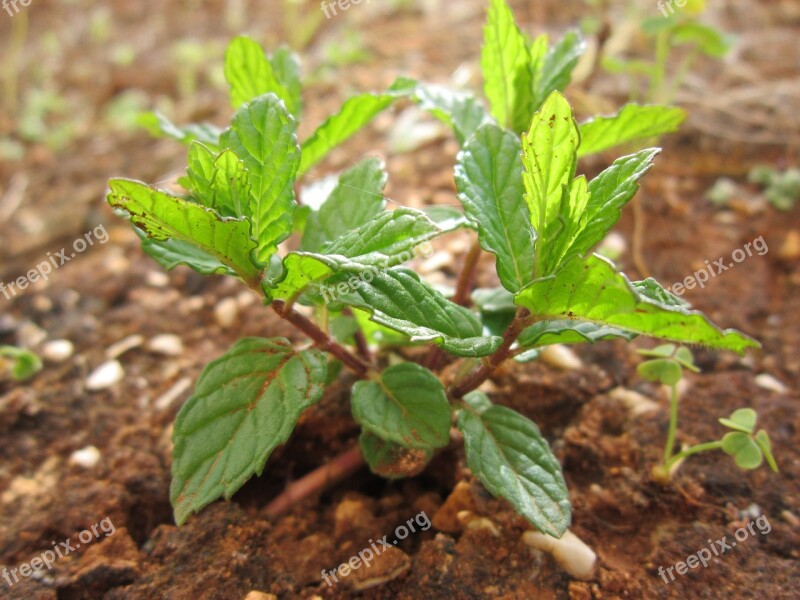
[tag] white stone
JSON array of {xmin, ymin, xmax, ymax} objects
[
  {"xmin": 69, "ymin": 446, "xmax": 101, "ymax": 469},
  {"xmin": 86, "ymin": 360, "xmax": 124, "ymax": 390},
  {"xmin": 41, "ymin": 339, "xmax": 74, "ymax": 363},
  {"xmin": 754, "ymin": 373, "xmax": 788, "ymax": 394},
  {"xmin": 214, "ymin": 298, "xmax": 239, "ymax": 328},
  {"xmin": 147, "ymin": 334, "xmax": 184, "ymax": 356},
  {"xmin": 540, "ymin": 344, "xmax": 583, "ymax": 370},
  {"xmin": 106, "ymin": 335, "xmax": 144, "ymax": 358}
]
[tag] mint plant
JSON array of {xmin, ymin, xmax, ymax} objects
[
  {"xmin": 107, "ymin": 0, "xmax": 758, "ymax": 538},
  {"xmin": 638, "ymin": 344, "xmax": 778, "ymax": 483}
]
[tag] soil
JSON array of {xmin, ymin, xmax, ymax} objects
[{"xmin": 1, "ymin": 0, "xmax": 799, "ymax": 599}]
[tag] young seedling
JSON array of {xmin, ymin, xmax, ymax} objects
[
  {"xmin": 638, "ymin": 344, "xmax": 778, "ymax": 483},
  {"xmin": 107, "ymin": 0, "xmax": 759, "ymax": 540},
  {"xmin": 0, "ymin": 345, "xmax": 42, "ymax": 382}
]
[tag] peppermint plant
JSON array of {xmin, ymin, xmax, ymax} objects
[
  {"xmin": 107, "ymin": 0, "xmax": 758, "ymax": 537},
  {"xmin": 638, "ymin": 345, "xmax": 778, "ymax": 483}
]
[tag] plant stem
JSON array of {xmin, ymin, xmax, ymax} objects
[
  {"xmin": 264, "ymin": 445, "xmax": 365, "ymax": 519},
  {"xmin": 449, "ymin": 307, "xmax": 533, "ymax": 398},
  {"xmin": 271, "ymin": 300, "xmax": 371, "ymax": 377},
  {"xmin": 342, "ymin": 307, "xmax": 373, "ymax": 364},
  {"xmin": 664, "ymin": 441, "xmax": 724, "ymax": 471},
  {"xmin": 663, "ymin": 382, "xmax": 679, "ymax": 465}
]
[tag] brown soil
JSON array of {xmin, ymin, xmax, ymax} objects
[{"xmin": 1, "ymin": 0, "xmax": 798, "ymax": 598}]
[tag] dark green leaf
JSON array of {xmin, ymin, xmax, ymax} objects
[
  {"xmin": 519, "ymin": 320, "xmax": 636, "ymax": 348},
  {"xmin": 458, "ymin": 391, "xmax": 571, "ymax": 537},
  {"xmin": 413, "ymin": 84, "xmax": 492, "ymax": 144},
  {"xmin": 171, "ymin": 338, "xmax": 327, "ymax": 524},
  {"xmin": 270, "ymin": 47, "xmax": 303, "ymax": 117},
  {"xmin": 351, "ymin": 363, "xmax": 451, "ymax": 450},
  {"xmin": 456, "ymin": 124, "xmax": 535, "ymax": 291}
]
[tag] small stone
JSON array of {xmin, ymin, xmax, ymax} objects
[
  {"xmin": 215, "ymin": 298, "xmax": 239, "ymax": 328},
  {"xmin": 146, "ymin": 270, "xmax": 170, "ymax": 287},
  {"xmin": 433, "ymin": 480, "xmax": 478, "ymax": 532},
  {"xmin": 754, "ymin": 373, "xmax": 788, "ymax": 394},
  {"xmin": 540, "ymin": 344, "xmax": 583, "ymax": 370},
  {"xmin": 154, "ymin": 377, "xmax": 192, "ymax": 411},
  {"xmin": 237, "ymin": 290, "xmax": 258, "ymax": 309},
  {"xmin": 86, "ymin": 360, "xmax": 124, "ymax": 391},
  {"xmin": 106, "ymin": 334, "xmax": 144, "ymax": 358},
  {"xmin": 41, "ymin": 339, "xmax": 74, "ymax": 363},
  {"xmin": 243, "ymin": 593, "xmax": 277, "ymax": 600},
  {"xmin": 779, "ymin": 230, "xmax": 800, "ymax": 261},
  {"xmin": 609, "ymin": 387, "xmax": 659, "ymax": 416},
  {"xmin": 69, "ymin": 445, "xmax": 101, "ymax": 469},
  {"xmin": 147, "ymin": 334, "xmax": 184, "ymax": 356},
  {"xmin": 348, "ymin": 546, "xmax": 410, "ymax": 591}
]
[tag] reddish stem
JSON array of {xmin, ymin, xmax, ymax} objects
[{"xmin": 264, "ymin": 446, "xmax": 365, "ymax": 519}]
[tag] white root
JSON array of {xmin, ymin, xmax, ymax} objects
[{"xmin": 522, "ymin": 529, "xmax": 597, "ymax": 580}]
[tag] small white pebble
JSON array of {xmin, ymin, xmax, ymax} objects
[
  {"xmin": 41, "ymin": 339, "xmax": 74, "ymax": 363},
  {"xmin": 154, "ymin": 377, "xmax": 193, "ymax": 411},
  {"xmin": 147, "ymin": 334, "xmax": 184, "ymax": 357},
  {"xmin": 609, "ymin": 387, "xmax": 659, "ymax": 416},
  {"xmin": 86, "ymin": 360, "xmax": 124, "ymax": 391},
  {"xmin": 540, "ymin": 344, "xmax": 583, "ymax": 370},
  {"xmin": 106, "ymin": 334, "xmax": 144, "ymax": 358},
  {"xmin": 146, "ymin": 271, "xmax": 170, "ymax": 287},
  {"xmin": 214, "ymin": 298, "xmax": 239, "ymax": 328},
  {"xmin": 754, "ymin": 373, "xmax": 788, "ymax": 394},
  {"xmin": 237, "ymin": 290, "xmax": 258, "ymax": 309},
  {"xmin": 69, "ymin": 446, "xmax": 101, "ymax": 469},
  {"xmin": 243, "ymin": 592, "xmax": 277, "ymax": 600}
]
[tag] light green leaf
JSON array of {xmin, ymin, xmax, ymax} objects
[
  {"xmin": 577, "ymin": 105, "xmax": 685, "ymax": 157},
  {"xmin": 352, "ymin": 363, "xmax": 451, "ymax": 450},
  {"xmin": 170, "ymin": 338, "xmax": 327, "ymax": 524},
  {"xmin": 224, "ymin": 36, "xmax": 298, "ymax": 114},
  {"xmin": 0, "ymin": 346, "xmax": 42, "ymax": 381},
  {"xmin": 301, "ymin": 158, "xmax": 388, "ymax": 252},
  {"xmin": 413, "ymin": 84, "xmax": 493, "ymax": 144},
  {"xmin": 532, "ymin": 31, "xmax": 586, "ymax": 112},
  {"xmin": 671, "ymin": 23, "xmax": 734, "ymax": 58},
  {"xmin": 456, "ymin": 123, "xmax": 535, "ymax": 292},
  {"xmin": 719, "ymin": 408, "xmax": 757, "ymax": 434},
  {"xmin": 481, "ymin": 0, "xmax": 531, "ymax": 131},
  {"xmin": 221, "ymin": 94, "xmax": 300, "ymax": 265},
  {"xmin": 522, "ymin": 91, "xmax": 580, "ymax": 276},
  {"xmin": 185, "ymin": 144, "xmax": 251, "ymax": 217},
  {"xmin": 755, "ymin": 430, "xmax": 778, "ymax": 472},
  {"xmin": 514, "ymin": 254, "xmax": 759, "ymax": 355},
  {"xmin": 299, "ymin": 78, "xmax": 417, "ymax": 175},
  {"xmin": 637, "ymin": 359, "xmax": 683, "ymax": 385},
  {"xmin": 721, "ymin": 432, "xmax": 763, "ymax": 470},
  {"xmin": 422, "ymin": 205, "xmax": 472, "ymax": 233},
  {"xmin": 359, "ymin": 431, "xmax": 434, "ymax": 479},
  {"xmin": 270, "ymin": 47, "xmax": 303, "ymax": 118},
  {"xmin": 342, "ymin": 268, "xmax": 502, "ymax": 356},
  {"xmin": 138, "ymin": 111, "xmax": 222, "ymax": 150},
  {"xmin": 458, "ymin": 391, "xmax": 571, "ymax": 537},
  {"xmin": 136, "ymin": 229, "xmax": 236, "ymax": 277},
  {"xmin": 108, "ymin": 179, "xmax": 261, "ymax": 282},
  {"xmin": 519, "ymin": 320, "xmax": 636, "ymax": 348}
]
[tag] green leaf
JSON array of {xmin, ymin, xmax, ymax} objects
[
  {"xmin": 671, "ymin": 23, "xmax": 733, "ymax": 58},
  {"xmin": 413, "ymin": 84, "xmax": 493, "ymax": 145},
  {"xmin": 359, "ymin": 431, "xmax": 434, "ymax": 479},
  {"xmin": 718, "ymin": 408, "xmax": 757, "ymax": 434},
  {"xmin": 455, "ymin": 124, "xmax": 535, "ymax": 292},
  {"xmin": 185, "ymin": 144, "xmax": 251, "ymax": 218},
  {"xmin": 270, "ymin": 47, "xmax": 303, "ymax": 118},
  {"xmin": 351, "ymin": 363, "xmax": 451, "ymax": 450},
  {"xmin": 422, "ymin": 205, "xmax": 472, "ymax": 233},
  {"xmin": 224, "ymin": 36, "xmax": 298, "ymax": 114},
  {"xmin": 301, "ymin": 158, "xmax": 388, "ymax": 252},
  {"xmin": 755, "ymin": 430, "xmax": 778, "ymax": 473},
  {"xmin": 136, "ymin": 229, "xmax": 236, "ymax": 277},
  {"xmin": 138, "ymin": 111, "xmax": 222, "ymax": 150},
  {"xmin": 0, "ymin": 346, "xmax": 42, "ymax": 381},
  {"xmin": 299, "ymin": 78, "xmax": 417, "ymax": 175},
  {"xmin": 108, "ymin": 179, "xmax": 261, "ymax": 282},
  {"xmin": 532, "ymin": 31, "xmax": 586, "ymax": 112},
  {"xmin": 562, "ymin": 149, "xmax": 659, "ymax": 262},
  {"xmin": 518, "ymin": 320, "xmax": 636, "ymax": 348},
  {"xmin": 721, "ymin": 432, "xmax": 763, "ymax": 470},
  {"xmin": 341, "ymin": 268, "xmax": 502, "ymax": 356},
  {"xmin": 514, "ymin": 254, "xmax": 759, "ymax": 355},
  {"xmin": 577, "ymin": 105, "xmax": 685, "ymax": 157},
  {"xmin": 637, "ymin": 359, "xmax": 682, "ymax": 386},
  {"xmin": 522, "ymin": 91, "xmax": 580, "ymax": 276},
  {"xmin": 481, "ymin": 0, "xmax": 532, "ymax": 131},
  {"xmin": 170, "ymin": 338, "xmax": 327, "ymax": 524},
  {"xmin": 457, "ymin": 392, "xmax": 570, "ymax": 537},
  {"xmin": 221, "ymin": 94, "xmax": 300, "ymax": 265}
]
